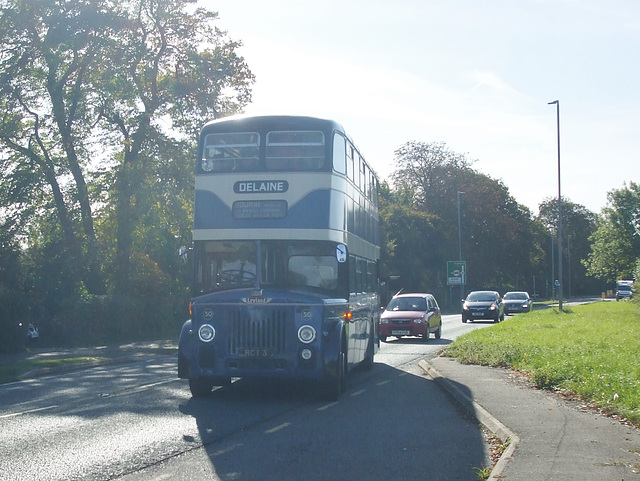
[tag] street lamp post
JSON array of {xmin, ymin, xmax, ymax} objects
[
  {"xmin": 457, "ymin": 191, "xmax": 465, "ymax": 300},
  {"xmin": 548, "ymin": 100, "xmax": 563, "ymax": 311},
  {"xmin": 568, "ymin": 234, "xmax": 572, "ymax": 299},
  {"xmin": 551, "ymin": 233, "xmax": 555, "ymax": 301}
]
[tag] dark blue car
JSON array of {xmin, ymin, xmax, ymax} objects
[{"xmin": 461, "ymin": 290, "xmax": 504, "ymax": 323}]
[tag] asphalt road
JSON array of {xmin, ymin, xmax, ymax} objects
[{"xmin": 0, "ymin": 313, "xmax": 496, "ymax": 481}]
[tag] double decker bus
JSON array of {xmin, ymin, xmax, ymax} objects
[{"xmin": 178, "ymin": 115, "xmax": 381, "ymax": 400}]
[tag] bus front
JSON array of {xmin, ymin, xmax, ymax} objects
[{"xmin": 178, "ymin": 116, "xmax": 376, "ymax": 400}]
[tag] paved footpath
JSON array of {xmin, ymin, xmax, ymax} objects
[{"xmin": 421, "ymin": 356, "xmax": 640, "ymax": 481}]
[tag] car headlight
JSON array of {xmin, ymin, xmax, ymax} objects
[
  {"xmin": 381, "ymin": 318, "xmax": 389, "ymax": 324},
  {"xmin": 198, "ymin": 323, "xmax": 216, "ymax": 342},
  {"xmin": 414, "ymin": 318, "xmax": 425, "ymax": 324},
  {"xmin": 489, "ymin": 304, "xmax": 497, "ymax": 311},
  {"xmin": 298, "ymin": 325, "xmax": 316, "ymax": 344}
]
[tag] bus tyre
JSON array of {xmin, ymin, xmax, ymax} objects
[
  {"xmin": 361, "ymin": 330, "xmax": 375, "ymax": 371},
  {"xmin": 323, "ymin": 349, "xmax": 346, "ymax": 401},
  {"xmin": 189, "ymin": 377, "xmax": 214, "ymax": 397}
]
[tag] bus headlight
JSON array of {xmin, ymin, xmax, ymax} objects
[
  {"xmin": 300, "ymin": 348, "xmax": 313, "ymax": 361},
  {"xmin": 198, "ymin": 324, "xmax": 216, "ymax": 342},
  {"xmin": 298, "ymin": 325, "xmax": 316, "ymax": 344}
]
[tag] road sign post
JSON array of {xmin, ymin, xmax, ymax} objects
[{"xmin": 447, "ymin": 261, "xmax": 466, "ymax": 309}]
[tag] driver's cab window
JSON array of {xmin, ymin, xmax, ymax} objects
[
  {"xmin": 260, "ymin": 241, "xmax": 340, "ymax": 293},
  {"xmin": 195, "ymin": 241, "xmax": 257, "ymax": 293},
  {"xmin": 288, "ymin": 256, "xmax": 338, "ymax": 290}
]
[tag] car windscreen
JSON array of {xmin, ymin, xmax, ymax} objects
[
  {"xmin": 504, "ymin": 293, "xmax": 528, "ymax": 300},
  {"xmin": 387, "ymin": 297, "xmax": 427, "ymax": 311},
  {"xmin": 466, "ymin": 293, "xmax": 496, "ymax": 302}
]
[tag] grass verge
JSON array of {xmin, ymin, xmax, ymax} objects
[{"xmin": 446, "ymin": 300, "xmax": 640, "ymax": 425}]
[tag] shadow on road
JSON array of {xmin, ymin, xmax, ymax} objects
[{"xmin": 178, "ymin": 361, "xmax": 489, "ymax": 481}]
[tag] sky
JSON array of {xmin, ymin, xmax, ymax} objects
[{"xmin": 204, "ymin": 0, "xmax": 639, "ymax": 214}]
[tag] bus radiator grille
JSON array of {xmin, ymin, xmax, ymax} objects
[{"xmin": 227, "ymin": 310, "xmax": 287, "ymax": 356}]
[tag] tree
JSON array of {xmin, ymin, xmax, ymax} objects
[
  {"xmin": 391, "ymin": 141, "xmax": 475, "ymax": 221},
  {"xmin": 90, "ymin": 0, "xmax": 254, "ymax": 294},
  {"xmin": 538, "ymin": 197, "xmax": 599, "ymax": 295},
  {"xmin": 0, "ymin": 0, "xmax": 118, "ymax": 294},
  {"xmin": 379, "ymin": 182, "xmax": 444, "ymax": 295},
  {"xmin": 0, "ymin": 0, "xmax": 253, "ymax": 291},
  {"xmin": 0, "ymin": 0, "xmax": 254, "ymax": 347},
  {"xmin": 0, "ymin": 222, "xmax": 26, "ymax": 353},
  {"xmin": 584, "ymin": 182, "xmax": 640, "ymax": 282},
  {"xmin": 388, "ymin": 141, "xmax": 542, "ymax": 296}
]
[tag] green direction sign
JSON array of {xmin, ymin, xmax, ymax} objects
[{"xmin": 447, "ymin": 261, "xmax": 466, "ymax": 286}]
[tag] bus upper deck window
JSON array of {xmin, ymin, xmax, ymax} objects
[
  {"xmin": 266, "ymin": 131, "xmax": 326, "ymax": 171},
  {"xmin": 201, "ymin": 132, "xmax": 259, "ymax": 172},
  {"xmin": 332, "ymin": 133, "xmax": 346, "ymax": 174}
]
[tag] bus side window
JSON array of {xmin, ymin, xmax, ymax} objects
[
  {"xmin": 346, "ymin": 144, "xmax": 354, "ymax": 181},
  {"xmin": 354, "ymin": 257, "xmax": 366, "ymax": 294},
  {"xmin": 333, "ymin": 133, "xmax": 346, "ymax": 174},
  {"xmin": 367, "ymin": 260, "xmax": 375, "ymax": 292},
  {"xmin": 349, "ymin": 255, "xmax": 357, "ymax": 294}
]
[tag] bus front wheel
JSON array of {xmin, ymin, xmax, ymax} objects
[
  {"xmin": 322, "ymin": 348, "xmax": 346, "ymax": 401},
  {"xmin": 189, "ymin": 377, "xmax": 214, "ymax": 397},
  {"xmin": 361, "ymin": 329, "xmax": 375, "ymax": 371}
]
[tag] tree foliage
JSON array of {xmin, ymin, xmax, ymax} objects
[
  {"xmin": 379, "ymin": 182, "xmax": 444, "ymax": 297},
  {"xmin": 537, "ymin": 197, "xmax": 599, "ymax": 295},
  {"xmin": 584, "ymin": 182, "xmax": 640, "ymax": 282},
  {"xmin": 0, "ymin": 0, "xmax": 253, "ymax": 351},
  {"xmin": 384, "ymin": 141, "xmax": 545, "ymax": 303},
  {"xmin": 92, "ymin": 0, "xmax": 254, "ymax": 294},
  {"xmin": 0, "ymin": 0, "xmax": 115, "ymax": 293}
]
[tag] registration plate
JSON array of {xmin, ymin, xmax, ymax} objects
[
  {"xmin": 238, "ymin": 348, "xmax": 274, "ymax": 358},
  {"xmin": 391, "ymin": 330, "xmax": 411, "ymax": 336},
  {"xmin": 472, "ymin": 312, "xmax": 485, "ymax": 316}
]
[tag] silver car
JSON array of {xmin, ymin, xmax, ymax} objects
[{"xmin": 503, "ymin": 291, "xmax": 533, "ymax": 315}]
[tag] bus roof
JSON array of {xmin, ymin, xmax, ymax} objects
[{"xmin": 200, "ymin": 115, "xmax": 346, "ymax": 136}]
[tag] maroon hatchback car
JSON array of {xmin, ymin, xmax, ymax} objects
[{"xmin": 380, "ymin": 293, "xmax": 442, "ymax": 342}]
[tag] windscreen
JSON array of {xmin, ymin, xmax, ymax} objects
[
  {"xmin": 386, "ymin": 297, "xmax": 427, "ymax": 312},
  {"xmin": 194, "ymin": 241, "xmax": 258, "ymax": 293},
  {"xmin": 265, "ymin": 131, "xmax": 326, "ymax": 171},
  {"xmin": 467, "ymin": 292, "xmax": 496, "ymax": 302},
  {"xmin": 199, "ymin": 130, "xmax": 327, "ymax": 173},
  {"xmin": 194, "ymin": 240, "xmax": 344, "ymax": 296},
  {"xmin": 504, "ymin": 293, "xmax": 528, "ymax": 300},
  {"xmin": 201, "ymin": 132, "xmax": 260, "ymax": 172}
]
